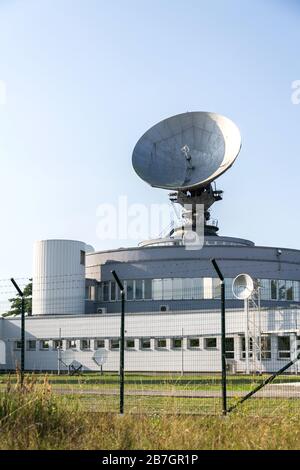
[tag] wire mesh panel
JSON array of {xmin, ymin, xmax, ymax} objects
[
  {"xmin": 121, "ymin": 301, "xmax": 222, "ymax": 415},
  {"xmin": 0, "ymin": 274, "xmax": 300, "ymax": 416},
  {"xmin": 226, "ymin": 305, "xmax": 300, "ymax": 416}
]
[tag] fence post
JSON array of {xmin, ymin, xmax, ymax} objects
[
  {"xmin": 211, "ymin": 259, "xmax": 227, "ymax": 415},
  {"xmin": 10, "ymin": 278, "xmax": 25, "ymax": 387},
  {"xmin": 111, "ymin": 270, "xmax": 125, "ymax": 414}
]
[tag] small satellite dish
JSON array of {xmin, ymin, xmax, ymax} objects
[
  {"xmin": 93, "ymin": 348, "xmax": 108, "ymax": 366},
  {"xmin": 69, "ymin": 359, "xmax": 82, "ymax": 369},
  {"xmin": 232, "ymin": 274, "xmax": 254, "ymax": 300},
  {"xmin": 60, "ymin": 349, "xmax": 75, "ymax": 367},
  {"xmin": 132, "ymin": 112, "xmax": 241, "ymax": 191}
]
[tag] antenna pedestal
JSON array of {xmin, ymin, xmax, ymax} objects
[{"xmin": 169, "ymin": 184, "xmax": 223, "ymax": 235}]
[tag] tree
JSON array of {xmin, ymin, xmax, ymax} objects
[{"xmin": 4, "ymin": 280, "xmax": 32, "ymax": 317}]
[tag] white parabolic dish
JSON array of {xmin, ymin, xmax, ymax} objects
[
  {"xmin": 132, "ymin": 111, "xmax": 242, "ymax": 191},
  {"xmin": 93, "ymin": 349, "xmax": 108, "ymax": 366},
  {"xmin": 232, "ymin": 274, "xmax": 254, "ymax": 300}
]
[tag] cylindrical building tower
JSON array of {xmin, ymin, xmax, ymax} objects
[{"xmin": 32, "ymin": 239, "xmax": 87, "ymax": 315}]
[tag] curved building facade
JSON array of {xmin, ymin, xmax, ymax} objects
[
  {"xmin": 1, "ymin": 234, "xmax": 300, "ymax": 373},
  {"xmin": 85, "ymin": 235, "xmax": 300, "ymax": 314}
]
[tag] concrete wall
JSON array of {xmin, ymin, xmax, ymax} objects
[
  {"xmin": 32, "ymin": 239, "xmax": 86, "ymax": 315},
  {"xmin": 1, "ymin": 307, "xmax": 299, "ymax": 373}
]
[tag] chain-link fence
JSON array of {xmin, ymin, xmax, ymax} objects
[{"xmin": 0, "ymin": 274, "xmax": 300, "ymax": 416}]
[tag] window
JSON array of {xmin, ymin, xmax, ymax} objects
[
  {"xmin": 110, "ymin": 281, "xmax": 116, "ymax": 301},
  {"xmin": 95, "ymin": 339, "xmax": 105, "ymax": 349},
  {"xmin": 14, "ymin": 341, "xmax": 22, "ymax": 350},
  {"xmin": 80, "ymin": 250, "xmax": 85, "ymax": 266},
  {"xmin": 278, "ymin": 280, "xmax": 286, "ymax": 301},
  {"xmin": 225, "ymin": 337, "xmax": 234, "ymax": 359},
  {"xmin": 188, "ymin": 338, "xmax": 200, "ymax": 348},
  {"xmin": 182, "ymin": 278, "xmax": 193, "ymax": 299},
  {"xmin": 172, "ymin": 338, "xmax": 182, "ymax": 349},
  {"xmin": 97, "ymin": 284, "xmax": 102, "ymax": 301},
  {"xmin": 87, "ymin": 285, "xmax": 96, "ymax": 301},
  {"xmin": 163, "ymin": 279, "xmax": 172, "ymax": 300},
  {"xmin": 156, "ymin": 338, "xmax": 167, "ymax": 349},
  {"xmin": 204, "ymin": 338, "xmax": 217, "ymax": 349},
  {"xmin": 53, "ymin": 340, "xmax": 62, "ymax": 350},
  {"xmin": 294, "ymin": 281, "xmax": 300, "ymax": 302},
  {"xmin": 110, "ymin": 339, "xmax": 119, "ymax": 350},
  {"xmin": 259, "ymin": 279, "xmax": 270, "ymax": 301},
  {"xmin": 103, "ymin": 282, "xmax": 109, "ymax": 301},
  {"xmin": 241, "ymin": 337, "xmax": 253, "ymax": 359},
  {"xmin": 141, "ymin": 338, "xmax": 151, "ymax": 349},
  {"xmin": 225, "ymin": 278, "xmax": 234, "ymax": 299},
  {"xmin": 135, "ymin": 280, "xmax": 143, "ymax": 300},
  {"xmin": 144, "ymin": 279, "xmax": 152, "ymax": 299},
  {"xmin": 40, "ymin": 340, "xmax": 50, "ymax": 350},
  {"xmin": 153, "ymin": 279, "xmax": 163, "ymax": 300},
  {"xmin": 97, "ymin": 277, "xmax": 300, "ymax": 303},
  {"xmin": 27, "ymin": 340, "xmax": 36, "ymax": 351},
  {"xmin": 126, "ymin": 339, "xmax": 135, "ymax": 349},
  {"xmin": 278, "ymin": 336, "xmax": 290, "ymax": 359},
  {"xmin": 66, "ymin": 340, "xmax": 77, "ymax": 349},
  {"xmin": 286, "ymin": 280, "xmax": 293, "ymax": 301},
  {"xmin": 212, "ymin": 279, "xmax": 221, "ymax": 299},
  {"xmin": 116, "ymin": 282, "xmax": 121, "ymax": 300},
  {"xmin": 261, "ymin": 336, "xmax": 271, "ymax": 359},
  {"xmin": 271, "ymin": 280, "xmax": 278, "ymax": 300},
  {"xmin": 203, "ymin": 278, "xmax": 213, "ymax": 299},
  {"xmin": 126, "ymin": 280, "xmax": 134, "ymax": 300},
  {"xmin": 172, "ymin": 278, "xmax": 182, "ymax": 300},
  {"xmin": 81, "ymin": 339, "xmax": 91, "ymax": 350},
  {"xmin": 85, "ymin": 286, "xmax": 90, "ymax": 300},
  {"xmin": 192, "ymin": 278, "xmax": 203, "ymax": 299}
]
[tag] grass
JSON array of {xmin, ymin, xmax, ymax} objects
[
  {"xmin": 0, "ymin": 374, "xmax": 300, "ymax": 449},
  {"xmin": 64, "ymin": 394, "xmax": 300, "ymax": 416},
  {"xmin": 0, "ymin": 371, "xmax": 299, "ymax": 392},
  {"xmin": 0, "ymin": 374, "xmax": 85, "ymax": 449}
]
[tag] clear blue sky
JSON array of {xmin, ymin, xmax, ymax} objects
[{"xmin": 0, "ymin": 0, "xmax": 299, "ymax": 278}]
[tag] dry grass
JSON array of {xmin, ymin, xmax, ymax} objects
[
  {"xmin": 0, "ymin": 375, "xmax": 300, "ymax": 450},
  {"xmin": 0, "ymin": 374, "xmax": 86, "ymax": 450},
  {"xmin": 80, "ymin": 412, "xmax": 300, "ymax": 450}
]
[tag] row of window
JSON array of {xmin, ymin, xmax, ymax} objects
[
  {"xmin": 89, "ymin": 278, "xmax": 300, "ymax": 302},
  {"xmin": 14, "ymin": 335, "xmax": 296, "ymax": 360},
  {"xmin": 16, "ymin": 338, "xmax": 213, "ymax": 351}
]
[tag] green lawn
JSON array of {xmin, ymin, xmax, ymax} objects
[
  {"xmin": 0, "ymin": 371, "xmax": 299, "ymax": 392},
  {"xmin": 0, "ymin": 371, "xmax": 299, "ymax": 417},
  {"xmin": 61, "ymin": 393, "xmax": 300, "ymax": 415}
]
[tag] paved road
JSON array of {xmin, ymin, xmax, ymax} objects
[{"xmin": 54, "ymin": 386, "xmax": 300, "ymax": 398}]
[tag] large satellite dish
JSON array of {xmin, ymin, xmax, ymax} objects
[{"xmin": 132, "ymin": 112, "xmax": 241, "ymax": 191}]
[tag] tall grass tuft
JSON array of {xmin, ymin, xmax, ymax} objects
[{"xmin": 0, "ymin": 373, "xmax": 85, "ymax": 450}]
